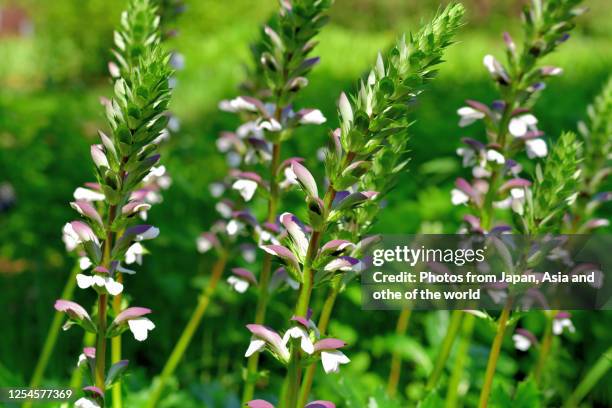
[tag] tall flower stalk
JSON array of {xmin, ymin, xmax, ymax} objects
[
  {"xmin": 438, "ymin": 1, "xmax": 585, "ymax": 405},
  {"xmin": 533, "ymin": 76, "xmax": 612, "ymax": 384},
  {"xmin": 244, "ymin": 5, "xmax": 465, "ymax": 407},
  {"xmin": 53, "ymin": 1, "xmax": 173, "ymax": 406},
  {"xmin": 145, "ymin": 1, "xmax": 332, "ymax": 405},
  {"xmin": 417, "ymin": 0, "xmax": 588, "ymax": 404},
  {"xmin": 239, "ymin": 2, "xmax": 333, "ymax": 401}
]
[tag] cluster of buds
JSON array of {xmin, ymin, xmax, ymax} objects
[
  {"xmin": 196, "ymin": 0, "xmax": 333, "ymax": 285},
  {"xmin": 452, "ymin": 0, "xmax": 586, "ymax": 234},
  {"xmin": 53, "ymin": 1, "xmax": 173, "ymax": 407},
  {"xmin": 242, "ymin": 4, "xmax": 465, "ymax": 406}
]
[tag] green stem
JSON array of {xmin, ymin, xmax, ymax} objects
[
  {"xmin": 478, "ymin": 298, "xmax": 512, "ymax": 408},
  {"xmin": 298, "ymin": 284, "xmax": 339, "ymax": 406},
  {"xmin": 563, "ymin": 345, "xmax": 612, "ymax": 408},
  {"xmin": 285, "ymin": 344, "xmax": 302, "ymax": 408},
  {"xmin": 534, "ymin": 313, "xmax": 553, "ymax": 384},
  {"xmin": 147, "ymin": 253, "xmax": 228, "ymax": 408},
  {"xmin": 426, "ymin": 310, "xmax": 463, "ymax": 391},
  {"xmin": 242, "ymin": 142, "xmax": 282, "ymax": 403},
  {"xmin": 387, "ymin": 308, "xmax": 413, "ymax": 397},
  {"xmin": 111, "ymin": 272, "xmax": 124, "ymax": 408},
  {"xmin": 94, "ymin": 294, "xmax": 108, "ymax": 393},
  {"xmin": 24, "ymin": 262, "xmax": 81, "ymax": 408},
  {"xmin": 445, "ymin": 313, "xmax": 475, "ymax": 408}
]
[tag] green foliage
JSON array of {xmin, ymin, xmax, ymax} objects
[
  {"xmin": 491, "ymin": 378, "xmax": 541, "ymax": 408},
  {"xmin": 525, "ymin": 131, "xmax": 582, "ymax": 232},
  {"xmin": 257, "ymin": 0, "xmax": 333, "ymax": 107},
  {"xmin": 579, "ymin": 76, "xmax": 612, "ymax": 193}
]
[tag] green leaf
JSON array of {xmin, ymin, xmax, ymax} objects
[{"xmin": 105, "ymin": 359, "xmax": 130, "ymax": 387}]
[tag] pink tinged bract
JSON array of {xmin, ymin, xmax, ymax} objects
[
  {"xmin": 70, "ymin": 221, "xmax": 99, "ymax": 244},
  {"xmin": 247, "ymin": 400, "xmax": 275, "ymax": 408},
  {"xmin": 54, "ymin": 299, "xmax": 90, "ymax": 321},
  {"xmin": 314, "ymin": 338, "xmax": 347, "ymax": 352},
  {"xmin": 114, "ymin": 307, "xmax": 152, "ymax": 324},
  {"xmin": 320, "ymin": 240, "xmax": 354, "ymax": 256},
  {"xmin": 83, "ymin": 386, "xmax": 104, "ymax": 398},
  {"xmin": 246, "ymin": 324, "xmax": 290, "ymax": 361},
  {"xmin": 291, "ymin": 161, "xmax": 318, "ymax": 198},
  {"xmin": 90, "ymin": 145, "xmax": 109, "ymax": 168},
  {"xmin": 231, "ymin": 268, "xmax": 257, "ymax": 284},
  {"xmin": 280, "ymin": 212, "xmax": 309, "ymax": 258},
  {"xmin": 306, "ymin": 401, "xmax": 336, "ymax": 408},
  {"xmin": 70, "ymin": 201, "xmax": 104, "ymax": 227},
  {"xmin": 260, "ymin": 244, "xmax": 300, "ymax": 272}
]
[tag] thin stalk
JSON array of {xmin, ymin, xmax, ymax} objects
[
  {"xmin": 111, "ymin": 273, "xmax": 124, "ymax": 408},
  {"xmin": 445, "ymin": 313, "xmax": 475, "ymax": 408},
  {"xmin": 147, "ymin": 253, "xmax": 228, "ymax": 408},
  {"xmin": 285, "ymin": 344, "xmax": 302, "ymax": 408},
  {"xmin": 387, "ymin": 308, "xmax": 413, "ymax": 397},
  {"xmin": 426, "ymin": 310, "xmax": 463, "ymax": 390},
  {"xmin": 24, "ymin": 262, "xmax": 81, "ymax": 408},
  {"xmin": 94, "ymin": 204, "xmax": 118, "ymax": 398},
  {"xmin": 478, "ymin": 298, "xmax": 512, "ymax": 408},
  {"xmin": 563, "ymin": 345, "xmax": 612, "ymax": 408},
  {"xmin": 534, "ymin": 314, "xmax": 553, "ymax": 384},
  {"xmin": 242, "ymin": 143, "xmax": 282, "ymax": 402},
  {"xmin": 94, "ymin": 294, "xmax": 108, "ymax": 391},
  {"xmin": 298, "ymin": 284, "xmax": 339, "ymax": 406}
]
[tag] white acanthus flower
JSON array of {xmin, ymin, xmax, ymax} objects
[
  {"xmin": 486, "ymin": 149, "xmax": 505, "ymax": 164},
  {"xmin": 75, "ymin": 397, "xmax": 101, "ymax": 408},
  {"xmin": 525, "ymin": 138, "xmax": 548, "ymax": 158},
  {"xmin": 125, "ymin": 242, "xmax": 145, "ymax": 265},
  {"xmin": 282, "ymin": 326, "xmax": 314, "ymax": 355},
  {"xmin": 76, "ymin": 274, "xmax": 124, "ymax": 296},
  {"xmin": 509, "ymin": 114, "xmax": 538, "ymax": 137},
  {"xmin": 457, "ymin": 106, "xmax": 485, "ymax": 127},
  {"xmin": 128, "ymin": 317, "xmax": 156, "ymax": 341},
  {"xmin": 232, "ymin": 179, "xmax": 258, "ymax": 201},
  {"xmin": 321, "ymin": 350, "xmax": 351, "ymax": 374},
  {"xmin": 73, "ymin": 187, "xmax": 105, "ymax": 202},
  {"xmin": 451, "ymin": 189, "xmax": 469, "ymax": 205}
]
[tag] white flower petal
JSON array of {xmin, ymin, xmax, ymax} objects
[
  {"xmin": 451, "ymin": 189, "xmax": 469, "ymax": 206},
  {"xmin": 486, "ymin": 149, "xmax": 505, "ymax": 164},
  {"xmin": 232, "ymin": 179, "xmax": 258, "ymax": 202},
  {"xmin": 73, "ymin": 187, "xmax": 105, "ymax": 202},
  {"xmin": 79, "ymin": 257, "xmax": 92, "ymax": 270},
  {"xmin": 300, "ymin": 109, "xmax": 327, "ymax": 125},
  {"xmin": 227, "ymin": 276, "xmax": 250, "ymax": 293},
  {"xmin": 321, "ymin": 350, "xmax": 350, "ymax": 374},
  {"xmin": 105, "ymin": 278, "xmax": 124, "ymax": 296},
  {"xmin": 76, "ymin": 274, "xmax": 94, "ymax": 289},
  {"xmin": 75, "ymin": 397, "xmax": 101, "ymax": 408},
  {"xmin": 245, "ymin": 339, "xmax": 266, "ymax": 357},
  {"xmin": 526, "ymin": 138, "xmax": 548, "ymax": 158},
  {"xmin": 128, "ymin": 317, "xmax": 155, "ymax": 341},
  {"xmin": 512, "ymin": 334, "xmax": 532, "ymax": 351},
  {"xmin": 509, "ymin": 117, "xmax": 528, "ymax": 137}
]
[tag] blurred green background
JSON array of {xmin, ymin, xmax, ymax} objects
[{"xmin": 1, "ymin": 0, "xmax": 611, "ymax": 407}]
